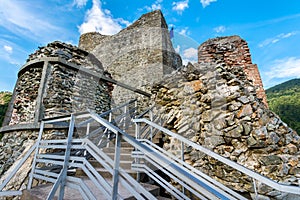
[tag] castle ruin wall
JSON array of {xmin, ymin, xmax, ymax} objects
[
  {"xmin": 79, "ymin": 10, "xmax": 182, "ymax": 105},
  {"xmin": 198, "ymin": 35, "xmax": 268, "ymax": 107}
]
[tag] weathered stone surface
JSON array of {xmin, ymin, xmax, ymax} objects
[
  {"xmin": 225, "ymin": 125, "xmax": 243, "ymax": 138},
  {"xmin": 150, "ymin": 36, "xmax": 300, "ymax": 199},
  {"xmin": 9, "ymin": 67, "xmax": 42, "ymax": 125},
  {"xmin": 79, "ymin": 10, "xmax": 182, "ymax": 105},
  {"xmin": 5, "ymin": 41, "xmax": 113, "ymax": 125},
  {"xmin": 0, "ymin": 41, "xmax": 113, "ymax": 193},
  {"xmin": 259, "ymin": 155, "xmax": 282, "ymax": 166},
  {"xmin": 237, "ymin": 104, "xmax": 253, "ymax": 118},
  {"xmin": 198, "ymin": 35, "xmax": 268, "ymax": 107}
]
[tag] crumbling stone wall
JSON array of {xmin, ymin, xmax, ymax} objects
[
  {"xmin": 78, "ymin": 32, "xmax": 108, "ymax": 53},
  {"xmin": 79, "ymin": 10, "xmax": 182, "ymax": 105},
  {"xmin": 151, "ymin": 36, "xmax": 300, "ymax": 199},
  {"xmin": 9, "ymin": 66, "xmax": 42, "ymax": 125},
  {"xmin": 198, "ymin": 36, "xmax": 268, "ymax": 107},
  {"xmin": 0, "ymin": 129, "xmax": 69, "ymax": 193},
  {"xmin": 0, "ymin": 42, "xmax": 113, "ymax": 191},
  {"xmin": 4, "ymin": 41, "xmax": 112, "ymax": 125},
  {"xmin": 0, "ymin": 130, "xmax": 38, "ymax": 176},
  {"xmin": 43, "ymin": 63, "xmax": 112, "ymax": 118}
]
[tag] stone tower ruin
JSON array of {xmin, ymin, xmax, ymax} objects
[
  {"xmin": 79, "ymin": 10, "xmax": 182, "ymax": 104},
  {"xmin": 1, "ymin": 9, "xmax": 294, "ymax": 199},
  {"xmin": 0, "ymin": 41, "xmax": 112, "ymax": 178},
  {"xmin": 198, "ymin": 36, "xmax": 268, "ymax": 107},
  {"xmin": 3, "ymin": 41, "xmax": 112, "ymax": 127}
]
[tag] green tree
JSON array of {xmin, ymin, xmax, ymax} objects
[{"xmin": 266, "ymin": 79, "xmax": 300, "ymax": 135}]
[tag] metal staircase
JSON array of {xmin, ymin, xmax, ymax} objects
[{"xmin": 1, "ymin": 99, "xmax": 300, "ymax": 199}]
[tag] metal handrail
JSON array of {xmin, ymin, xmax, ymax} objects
[
  {"xmin": 133, "ymin": 118, "xmax": 300, "ymax": 196},
  {"xmin": 0, "ymin": 100, "xmax": 138, "ymax": 199},
  {"xmin": 5, "ymin": 107, "xmax": 296, "ymax": 199},
  {"xmin": 0, "ymin": 142, "xmax": 38, "ymax": 196},
  {"xmin": 89, "ymin": 112, "xmax": 241, "ymax": 199},
  {"xmin": 36, "ymin": 110, "xmax": 156, "ymax": 199},
  {"xmin": 136, "ymin": 139, "xmax": 248, "ymax": 199}
]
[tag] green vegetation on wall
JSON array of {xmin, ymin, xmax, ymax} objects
[
  {"xmin": 0, "ymin": 91, "xmax": 12, "ymax": 127},
  {"xmin": 0, "ymin": 91, "xmax": 12, "ymax": 139},
  {"xmin": 266, "ymin": 79, "xmax": 300, "ymax": 134}
]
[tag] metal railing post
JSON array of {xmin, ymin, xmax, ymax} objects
[
  {"xmin": 27, "ymin": 121, "xmax": 45, "ymax": 190},
  {"xmin": 86, "ymin": 122, "xmax": 90, "ymax": 136},
  {"xmin": 58, "ymin": 114, "xmax": 75, "ymax": 200},
  {"xmin": 149, "ymin": 109, "xmax": 153, "ymax": 142},
  {"xmin": 181, "ymin": 141, "xmax": 185, "ymax": 194},
  {"xmin": 253, "ymin": 178, "xmax": 258, "ymax": 200},
  {"xmin": 134, "ymin": 100, "xmax": 138, "ymax": 119},
  {"xmin": 123, "ymin": 105, "xmax": 127, "ymax": 131},
  {"xmin": 107, "ymin": 112, "xmax": 113, "ymax": 148},
  {"xmin": 135, "ymin": 122, "xmax": 141, "ymax": 182},
  {"xmin": 112, "ymin": 132, "xmax": 121, "ymax": 199}
]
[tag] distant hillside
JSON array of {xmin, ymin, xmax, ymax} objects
[
  {"xmin": 0, "ymin": 91, "xmax": 12, "ymax": 127},
  {"xmin": 266, "ymin": 79, "xmax": 300, "ymax": 134}
]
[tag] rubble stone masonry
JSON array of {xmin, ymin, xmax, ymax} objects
[
  {"xmin": 198, "ymin": 36, "xmax": 268, "ymax": 107},
  {"xmin": 79, "ymin": 10, "xmax": 182, "ymax": 105},
  {"xmin": 0, "ymin": 41, "xmax": 112, "ymax": 188},
  {"xmin": 151, "ymin": 36, "xmax": 299, "ymax": 199}
]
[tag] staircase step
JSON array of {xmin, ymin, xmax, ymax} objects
[
  {"xmin": 21, "ymin": 178, "xmax": 160, "ymax": 199},
  {"xmin": 156, "ymin": 196, "xmax": 173, "ymax": 200},
  {"xmin": 103, "ymin": 152, "xmax": 133, "ymax": 160},
  {"xmin": 88, "ymin": 159, "xmax": 133, "ymax": 169},
  {"xmin": 102, "ymin": 147, "xmax": 133, "ymax": 154},
  {"xmin": 75, "ymin": 166, "xmax": 138, "ymax": 179}
]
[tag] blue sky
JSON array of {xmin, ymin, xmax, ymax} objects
[{"xmin": 1, "ymin": 0, "xmax": 300, "ymax": 91}]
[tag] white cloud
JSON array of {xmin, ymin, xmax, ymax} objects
[
  {"xmin": 3, "ymin": 45, "xmax": 13, "ymax": 54},
  {"xmin": 214, "ymin": 25, "xmax": 226, "ymax": 33},
  {"xmin": 259, "ymin": 32, "xmax": 297, "ymax": 48},
  {"xmin": 200, "ymin": 0, "xmax": 217, "ymax": 8},
  {"xmin": 175, "ymin": 45, "xmax": 180, "ymax": 53},
  {"xmin": 78, "ymin": 0, "xmax": 130, "ymax": 35},
  {"xmin": 178, "ymin": 27, "xmax": 189, "ymax": 36},
  {"xmin": 263, "ymin": 57, "xmax": 300, "ymax": 88},
  {"xmin": 181, "ymin": 47, "xmax": 198, "ymax": 65},
  {"xmin": 183, "ymin": 47, "xmax": 197, "ymax": 59},
  {"xmin": 73, "ymin": 0, "xmax": 88, "ymax": 8},
  {"xmin": 265, "ymin": 57, "xmax": 300, "ymax": 79},
  {"xmin": 144, "ymin": 0, "xmax": 163, "ymax": 12},
  {"xmin": 0, "ymin": 1, "xmax": 67, "ymax": 42},
  {"xmin": 172, "ymin": 0, "xmax": 189, "ymax": 14},
  {"xmin": 182, "ymin": 58, "xmax": 197, "ymax": 65},
  {"xmin": 0, "ymin": 40, "xmax": 23, "ymax": 66}
]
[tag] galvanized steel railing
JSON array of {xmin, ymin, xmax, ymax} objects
[
  {"xmin": 133, "ymin": 118, "xmax": 300, "ymax": 199},
  {"xmin": 0, "ymin": 99, "xmax": 140, "ymax": 199},
  {"xmin": 3, "ymin": 99, "xmax": 299, "ymax": 199}
]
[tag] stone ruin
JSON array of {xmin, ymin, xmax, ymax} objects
[
  {"xmin": 151, "ymin": 36, "xmax": 300, "ymax": 199},
  {"xmin": 198, "ymin": 36, "xmax": 268, "ymax": 107},
  {"xmin": 79, "ymin": 10, "xmax": 182, "ymax": 105},
  {"xmin": 0, "ymin": 10, "xmax": 181, "ymax": 194},
  {"xmin": 0, "ymin": 41, "xmax": 113, "ymax": 191},
  {"xmin": 0, "ymin": 9, "xmax": 299, "ymax": 199},
  {"xmin": 4, "ymin": 41, "xmax": 113, "ymax": 127}
]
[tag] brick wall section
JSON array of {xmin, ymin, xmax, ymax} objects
[
  {"xmin": 198, "ymin": 35, "xmax": 268, "ymax": 107},
  {"xmin": 79, "ymin": 10, "xmax": 182, "ymax": 105}
]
